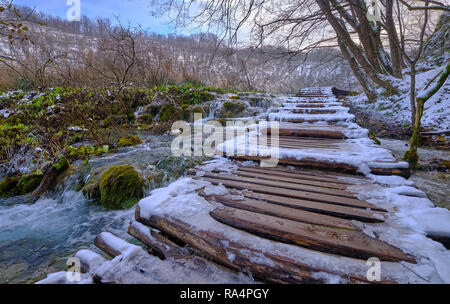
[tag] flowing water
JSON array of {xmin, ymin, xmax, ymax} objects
[
  {"xmin": 0, "ymin": 92, "xmax": 277, "ymax": 284},
  {"xmin": 0, "ymin": 134, "xmax": 202, "ymax": 283},
  {"xmin": 4, "ymin": 94, "xmax": 446, "ymax": 284},
  {"xmin": 379, "ymin": 138, "xmax": 450, "ymax": 209}
]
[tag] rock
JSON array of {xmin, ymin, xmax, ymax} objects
[
  {"xmin": 183, "ymin": 104, "xmax": 209, "ymax": 122},
  {"xmin": 82, "ymin": 168, "xmax": 103, "ymax": 200},
  {"xmin": 159, "ymin": 105, "xmax": 183, "ymax": 122},
  {"xmin": 143, "ymin": 166, "xmax": 165, "ymax": 189},
  {"xmin": 217, "ymin": 101, "xmax": 246, "ymax": 118},
  {"xmin": 0, "ymin": 172, "xmax": 43, "ymax": 198},
  {"xmin": 17, "ymin": 173, "xmax": 44, "ymax": 194},
  {"xmin": 118, "ymin": 136, "xmax": 143, "ymax": 148},
  {"xmin": 137, "ymin": 113, "xmax": 153, "ymax": 125},
  {"xmin": 0, "ymin": 176, "xmax": 20, "ymax": 197},
  {"xmin": 99, "ymin": 165, "xmax": 144, "ymax": 209}
]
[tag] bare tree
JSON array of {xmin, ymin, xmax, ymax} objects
[{"xmin": 150, "ymin": 0, "xmax": 448, "ymax": 101}]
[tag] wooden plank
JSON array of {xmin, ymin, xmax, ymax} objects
[
  {"xmin": 259, "ymin": 165, "xmax": 366, "ymax": 180},
  {"xmin": 193, "ymin": 175, "xmax": 385, "ymax": 211},
  {"xmin": 239, "ymin": 190, "xmax": 384, "ymax": 223},
  {"xmin": 238, "ymin": 166, "xmax": 354, "ymax": 185},
  {"xmin": 282, "ymin": 103, "xmax": 343, "ymax": 108},
  {"xmin": 190, "ymin": 171, "xmax": 356, "ymax": 198},
  {"xmin": 285, "ymin": 109, "xmax": 338, "ymax": 114},
  {"xmin": 135, "ymin": 207, "xmax": 380, "ymax": 283},
  {"xmin": 269, "ymin": 143, "xmax": 340, "ymax": 150},
  {"xmin": 278, "ymin": 136, "xmax": 343, "ymax": 142},
  {"xmin": 204, "ymin": 167, "xmax": 349, "ymax": 191},
  {"xmin": 231, "ymin": 155, "xmax": 411, "ymax": 178},
  {"xmin": 128, "ymin": 221, "xmax": 188, "ymax": 260},
  {"xmin": 211, "ymin": 207, "xmax": 415, "ymax": 263},
  {"xmin": 198, "ymin": 191, "xmax": 359, "ymax": 230},
  {"xmin": 273, "ymin": 118, "xmax": 345, "ymax": 123},
  {"xmin": 234, "ymin": 169, "xmax": 348, "ymax": 190}
]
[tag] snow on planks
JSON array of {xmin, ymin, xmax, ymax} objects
[
  {"xmin": 210, "ymin": 208, "xmax": 414, "ymax": 262},
  {"xmin": 83, "ymin": 87, "xmax": 419, "ymax": 284}
]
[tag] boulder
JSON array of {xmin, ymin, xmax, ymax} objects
[
  {"xmin": 99, "ymin": 165, "xmax": 144, "ymax": 209},
  {"xmin": 118, "ymin": 136, "xmax": 143, "ymax": 148}
]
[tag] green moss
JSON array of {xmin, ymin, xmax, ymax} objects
[
  {"xmin": 99, "ymin": 165, "xmax": 144, "ymax": 209},
  {"xmin": 137, "ymin": 113, "xmax": 153, "ymax": 125},
  {"xmin": 159, "ymin": 105, "xmax": 182, "ymax": 122},
  {"xmin": 0, "ymin": 172, "xmax": 44, "ymax": 197},
  {"xmin": 0, "ymin": 176, "xmax": 20, "ymax": 197},
  {"xmin": 223, "ymin": 101, "xmax": 245, "ymax": 113},
  {"xmin": 368, "ymin": 130, "xmax": 381, "ymax": 145},
  {"xmin": 229, "ymin": 95, "xmax": 240, "ymax": 100},
  {"xmin": 82, "ymin": 168, "xmax": 103, "ymax": 200},
  {"xmin": 53, "ymin": 156, "xmax": 70, "ymax": 172},
  {"xmin": 404, "ymin": 149, "xmax": 419, "ymax": 169},
  {"xmin": 17, "ymin": 173, "xmax": 43, "ymax": 195},
  {"xmin": 118, "ymin": 136, "xmax": 143, "ymax": 147}
]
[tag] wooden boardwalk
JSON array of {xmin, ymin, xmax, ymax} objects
[{"xmin": 75, "ymin": 88, "xmax": 428, "ymax": 284}]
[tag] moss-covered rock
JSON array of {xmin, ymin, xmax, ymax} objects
[
  {"xmin": 137, "ymin": 113, "xmax": 153, "ymax": 125},
  {"xmin": 17, "ymin": 173, "xmax": 43, "ymax": 194},
  {"xmin": 82, "ymin": 168, "xmax": 103, "ymax": 200},
  {"xmin": 159, "ymin": 105, "xmax": 183, "ymax": 122},
  {"xmin": 53, "ymin": 156, "xmax": 70, "ymax": 172},
  {"xmin": 183, "ymin": 104, "xmax": 208, "ymax": 122},
  {"xmin": 118, "ymin": 136, "xmax": 143, "ymax": 147},
  {"xmin": 0, "ymin": 176, "xmax": 20, "ymax": 197},
  {"xmin": 217, "ymin": 101, "xmax": 246, "ymax": 118},
  {"xmin": 0, "ymin": 172, "xmax": 43, "ymax": 198},
  {"xmin": 99, "ymin": 165, "xmax": 144, "ymax": 209}
]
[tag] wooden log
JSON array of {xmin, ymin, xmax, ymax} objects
[
  {"xmin": 74, "ymin": 249, "xmax": 107, "ymax": 274},
  {"xmin": 94, "ymin": 230, "xmax": 246, "ymax": 284},
  {"xmin": 272, "ymin": 118, "xmax": 345, "ymax": 123},
  {"xmin": 31, "ymin": 167, "xmax": 59, "ymax": 198},
  {"xmin": 94, "ymin": 231, "xmax": 138, "ymax": 258},
  {"xmin": 211, "ymin": 207, "xmax": 415, "ymax": 263},
  {"xmin": 189, "ymin": 170, "xmax": 355, "ymax": 198},
  {"xmin": 237, "ymin": 166, "xmax": 354, "ymax": 184},
  {"xmin": 231, "ymin": 155, "xmax": 411, "ymax": 178},
  {"xmin": 332, "ymin": 87, "xmax": 357, "ymax": 96},
  {"xmin": 192, "ymin": 175, "xmax": 384, "ymax": 211},
  {"xmin": 198, "ymin": 191, "xmax": 359, "ymax": 230},
  {"xmin": 128, "ymin": 221, "xmax": 188, "ymax": 260},
  {"xmin": 258, "ymin": 165, "xmax": 367, "ymax": 180},
  {"xmin": 234, "ymin": 169, "xmax": 349, "ymax": 190},
  {"xmin": 135, "ymin": 207, "xmax": 381, "ymax": 283},
  {"xmin": 236, "ymin": 190, "xmax": 384, "ymax": 223},
  {"xmin": 278, "ymin": 136, "xmax": 343, "ymax": 143},
  {"xmin": 286, "ymin": 109, "xmax": 338, "ymax": 114},
  {"xmin": 282, "ymin": 103, "xmax": 342, "ymax": 108}
]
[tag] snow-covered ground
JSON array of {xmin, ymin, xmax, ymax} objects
[{"xmin": 347, "ymin": 53, "xmax": 449, "ymax": 132}]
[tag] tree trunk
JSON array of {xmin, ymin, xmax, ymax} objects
[
  {"xmin": 405, "ymin": 63, "xmax": 450, "ymax": 168},
  {"xmin": 409, "ymin": 66, "xmax": 417, "ymax": 127},
  {"xmin": 385, "ymin": 0, "xmax": 404, "ymax": 78},
  {"xmin": 316, "ymin": 0, "xmax": 398, "ymax": 97}
]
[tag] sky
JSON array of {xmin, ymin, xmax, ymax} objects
[{"xmin": 13, "ymin": 0, "xmax": 176, "ymax": 34}]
